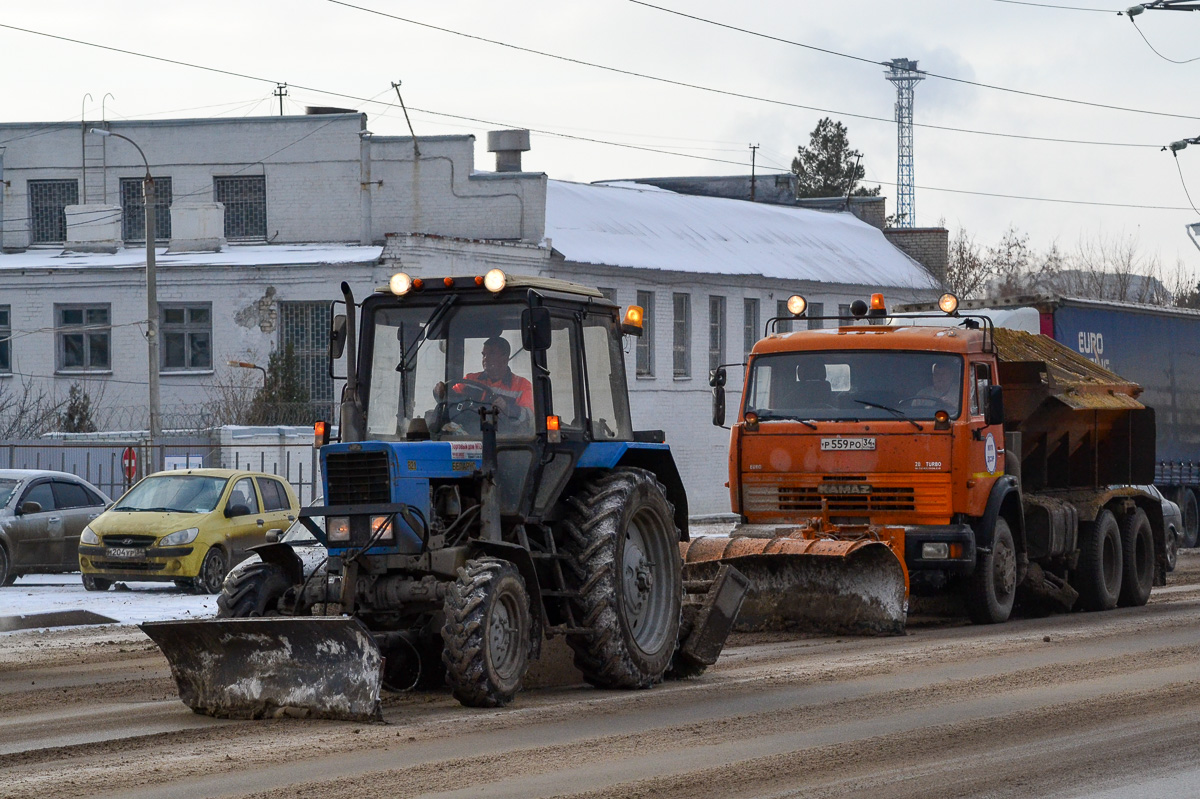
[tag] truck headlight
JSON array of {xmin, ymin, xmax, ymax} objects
[
  {"xmin": 160, "ymin": 527, "xmax": 199, "ymax": 546},
  {"xmin": 328, "ymin": 516, "xmax": 350, "ymax": 542},
  {"xmin": 921, "ymin": 542, "xmax": 949, "ymax": 560},
  {"xmin": 80, "ymin": 526, "xmax": 100, "ymax": 545}
]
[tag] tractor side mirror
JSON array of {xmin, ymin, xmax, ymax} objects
[
  {"xmin": 329, "ymin": 314, "xmax": 348, "ymax": 360},
  {"xmin": 712, "ymin": 385, "xmax": 726, "ymax": 427},
  {"xmin": 985, "ymin": 385, "xmax": 1005, "ymax": 427},
  {"xmin": 521, "ymin": 307, "xmax": 552, "ymax": 352}
]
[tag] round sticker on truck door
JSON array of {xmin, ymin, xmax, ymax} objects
[{"xmin": 985, "ymin": 432, "xmax": 997, "ymax": 474}]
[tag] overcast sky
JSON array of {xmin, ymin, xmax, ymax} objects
[{"xmin": 5, "ymin": 0, "xmax": 1200, "ymax": 286}]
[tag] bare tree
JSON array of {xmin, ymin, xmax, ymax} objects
[
  {"xmin": 944, "ymin": 227, "xmax": 991, "ymax": 298},
  {"xmin": 1051, "ymin": 232, "xmax": 1172, "ymax": 306},
  {"xmin": 0, "ymin": 379, "xmax": 66, "ymax": 439},
  {"xmin": 201, "ymin": 366, "xmax": 263, "ymax": 427}
]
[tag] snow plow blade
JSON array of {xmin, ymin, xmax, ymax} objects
[
  {"xmin": 681, "ymin": 531, "xmax": 908, "ymax": 636},
  {"xmin": 140, "ymin": 617, "xmax": 383, "ymax": 722}
]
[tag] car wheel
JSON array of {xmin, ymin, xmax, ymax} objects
[
  {"xmin": 82, "ymin": 574, "xmax": 113, "ymax": 591},
  {"xmin": 1165, "ymin": 525, "xmax": 1179, "ymax": 573},
  {"xmin": 1178, "ymin": 488, "xmax": 1199, "ymax": 549},
  {"xmin": 194, "ymin": 547, "xmax": 228, "ymax": 595},
  {"xmin": 0, "ymin": 545, "xmax": 14, "ymax": 587}
]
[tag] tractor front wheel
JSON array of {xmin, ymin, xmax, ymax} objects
[
  {"xmin": 562, "ymin": 468, "xmax": 683, "ymax": 689},
  {"xmin": 217, "ymin": 562, "xmax": 292, "ymax": 617}
]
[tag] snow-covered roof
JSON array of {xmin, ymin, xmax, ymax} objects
[
  {"xmin": 0, "ymin": 243, "xmax": 382, "ymax": 271},
  {"xmin": 544, "ymin": 180, "xmax": 938, "ymax": 290}
]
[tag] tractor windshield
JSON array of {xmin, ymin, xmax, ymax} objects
[
  {"xmin": 745, "ymin": 350, "xmax": 964, "ymax": 422},
  {"xmin": 365, "ymin": 302, "xmax": 536, "ymax": 441}
]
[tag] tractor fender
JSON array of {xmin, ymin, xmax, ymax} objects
[
  {"xmin": 467, "ymin": 538, "xmax": 545, "ymax": 650},
  {"xmin": 246, "ymin": 542, "xmax": 305, "ymax": 586},
  {"xmin": 971, "ymin": 475, "xmax": 1024, "ymax": 556},
  {"xmin": 578, "ymin": 442, "xmax": 690, "ymax": 540}
]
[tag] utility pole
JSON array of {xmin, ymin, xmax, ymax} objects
[
  {"xmin": 749, "ymin": 143, "xmax": 760, "ymax": 201},
  {"xmin": 274, "ymin": 83, "xmax": 288, "ymax": 116}
]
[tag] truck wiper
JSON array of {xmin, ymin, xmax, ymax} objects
[
  {"xmin": 853, "ymin": 399, "xmax": 924, "ymax": 431},
  {"xmin": 757, "ymin": 413, "xmax": 818, "ymax": 430}
]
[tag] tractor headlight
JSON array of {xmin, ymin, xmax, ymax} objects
[
  {"xmin": 370, "ymin": 515, "xmax": 394, "ymax": 540},
  {"xmin": 328, "ymin": 516, "xmax": 350, "ymax": 542},
  {"xmin": 160, "ymin": 527, "xmax": 199, "ymax": 546},
  {"xmin": 80, "ymin": 526, "xmax": 100, "ymax": 545},
  {"xmin": 389, "ymin": 272, "xmax": 413, "ymax": 296},
  {"xmin": 483, "ymin": 268, "xmax": 507, "ymax": 293}
]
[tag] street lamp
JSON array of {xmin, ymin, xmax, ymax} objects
[
  {"xmin": 89, "ymin": 128, "xmax": 161, "ymax": 470},
  {"xmin": 227, "ymin": 360, "xmax": 268, "ymax": 387}
]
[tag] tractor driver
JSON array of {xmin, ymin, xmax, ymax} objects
[{"xmin": 435, "ymin": 336, "xmax": 534, "ymax": 432}]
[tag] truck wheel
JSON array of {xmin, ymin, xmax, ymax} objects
[
  {"xmin": 1075, "ymin": 510, "xmax": 1122, "ymax": 611},
  {"xmin": 965, "ymin": 518, "xmax": 1016, "ymax": 624},
  {"xmin": 562, "ymin": 468, "xmax": 683, "ymax": 689},
  {"xmin": 442, "ymin": 557, "xmax": 531, "ymax": 708},
  {"xmin": 1117, "ymin": 508, "xmax": 1154, "ymax": 608},
  {"xmin": 192, "ymin": 547, "xmax": 228, "ymax": 595},
  {"xmin": 1177, "ymin": 488, "xmax": 1199, "ymax": 549},
  {"xmin": 217, "ymin": 562, "xmax": 291, "ymax": 617},
  {"xmin": 82, "ymin": 574, "xmax": 113, "ymax": 592}
]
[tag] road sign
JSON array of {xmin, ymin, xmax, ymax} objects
[{"xmin": 122, "ymin": 446, "xmax": 138, "ymax": 481}]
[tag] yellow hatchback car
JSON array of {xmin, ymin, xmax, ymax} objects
[{"xmin": 77, "ymin": 469, "xmax": 300, "ymax": 593}]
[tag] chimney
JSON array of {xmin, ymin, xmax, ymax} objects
[{"xmin": 487, "ymin": 129, "xmax": 531, "ymax": 172}]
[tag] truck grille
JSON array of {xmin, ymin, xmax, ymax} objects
[
  {"xmin": 326, "ymin": 451, "xmax": 391, "ymax": 505},
  {"xmin": 744, "ymin": 474, "xmax": 949, "ymax": 517}
]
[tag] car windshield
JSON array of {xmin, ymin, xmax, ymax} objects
[
  {"xmin": 0, "ymin": 479, "xmax": 18, "ymax": 508},
  {"xmin": 113, "ymin": 475, "xmax": 228, "ymax": 513},
  {"xmin": 365, "ymin": 301, "xmax": 536, "ymax": 442},
  {"xmin": 282, "ymin": 498, "xmax": 322, "ymax": 543},
  {"xmin": 746, "ymin": 350, "xmax": 964, "ymax": 422}
]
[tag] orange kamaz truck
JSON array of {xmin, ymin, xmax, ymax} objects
[{"xmin": 684, "ymin": 293, "xmax": 1168, "ymax": 631}]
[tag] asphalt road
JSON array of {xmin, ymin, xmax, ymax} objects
[{"xmin": 2, "ymin": 553, "xmax": 1199, "ymax": 799}]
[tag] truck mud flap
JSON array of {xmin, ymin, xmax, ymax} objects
[
  {"xmin": 140, "ymin": 617, "xmax": 383, "ymax": 722},
  {"xmin": 681, "ymin": 537, "xmax": 907, "ymax": 636}
]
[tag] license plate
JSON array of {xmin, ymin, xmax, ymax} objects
[
  {"xmin": 818, "ymin": 483, "xmax": 872, "ymax": 495},
  {"xmin": 105, "ymin": 547, "xmax": 144, "ymax": 559},
  {"xmin": 820, "ymin": 437, "xmax": 876, "ymax": 451}
]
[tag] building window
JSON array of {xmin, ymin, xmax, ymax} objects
[
  {"xmin": 743, "ymin": 298, "xmax": 759, "ymax": 359},
  {"xmin": 56, "ymin": 304, "xmax": 110, "ymax": 372},
  {"xmin": 776, "ymin": 300, "xmax": 793, "ymax": 334},
  {"xmin": 279, "ymin": 301, "xmax": 334, "ymax": 410},
  {"xmin": 808, "ymin": 301, "xmax": 824, "ymax": 330},
  {"xmin": 598, "ymin": 287, "xmax": 617, "ymax": 302},
  {"xmin": 636, "ymin": 290, "xmax": 655, "ymax": 377},
  {"xmin": 29, "ymin": 179, "xmax": 79, "ymax": 244},
  {"xmin": 160, "ymin": 304, "xmax": 212, "ymax": 371},
  {"xmin": 708, "ymin": 296, "xmax": 726, "ymax": 373},
  {"xmin": 839, "ymin": 303, "xmax": 852, "ymax": 320},
  {"xmin": 214, "ymin": 175, "xmax": 267, "ymax": 240},
  {"xmin": 0, "ymin": 306, "xmax": 10, "ymax": 374},
  {"xmin": 121, "ymin": 177, "xmax": 173, "ymax": 242},
  {"xmin": 673, "ymin": 293, "xmax": 691, "ymax": 378}
]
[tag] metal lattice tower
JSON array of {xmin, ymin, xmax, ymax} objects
[{"xmin": 885, "ymin": 58, "xmax": 924, "ymax": 228}]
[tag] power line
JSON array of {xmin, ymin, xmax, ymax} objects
[
  {"xmin": 1129, "ymin": 16, "xmax": 1200, "ymax": 62},
  {"xmin": 987, "ymin": 0, "xmax": 1118, "ymax": 11},
  {"xmin": 626, "ymin": 0, "xmax": 1200, "ymax": 121}
]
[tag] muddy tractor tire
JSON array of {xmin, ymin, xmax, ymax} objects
[
  {"xmin": 562, "ymin": 468, "xmax": 683, "ymax": 689},
  {"xmin": 1074, "ymin": 510, "xmax": 1123, "ymax": 612},
  {"xmin": 217, "ymin": 562, "xmax": 292, "ymax": 618},
  {"xmin": 191, "ymin": 547, "xmax": 228, "ymax": 595},
  {"xmin": 1117, "ymin": 508, "xmax": 1154, "ymax": 608},
  {"xmin": 441, "ymin": 557, "xmax": 532, "ymax": 708},
  {"xmin": 82, "ymin": 574, "xmax": 112, "ymax": 592},
  {"xmin": 965, "ymin": 517, "xmax": 1017, "ymax": 624}
]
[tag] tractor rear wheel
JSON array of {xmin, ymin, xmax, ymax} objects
[
  {"xmin": 217, "ymin": 562, "xmax": 292, "ymax": 618},
  {"xmin": 441, "ymin": 557, "xmax": 531, "ymax": 708},
  {"xmin": 562, "ymin": 468, "xmax": 682, "ymax": 689}
]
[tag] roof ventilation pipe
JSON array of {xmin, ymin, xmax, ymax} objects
[{"xmin": 487, "ymin": 129, "xmax": 531, "ymax": 172}]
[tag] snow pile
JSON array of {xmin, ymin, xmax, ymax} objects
[{"xmin": 1, "ymin": 575, "xmax": 216, "ymax": 633}]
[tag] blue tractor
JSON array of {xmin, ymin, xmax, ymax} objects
[{"xmin": 143, "ymin": 270, "xmax": 746, "ymax": 721}]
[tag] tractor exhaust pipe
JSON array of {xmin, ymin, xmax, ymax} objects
[{"xmin": 339, "ymin": 281, "xmax": 364, "ymax": 441}]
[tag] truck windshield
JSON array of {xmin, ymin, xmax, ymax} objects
[
  {"xmin": 365, "ymin": 302, "xmax": 536, "ymax": 441},
  {"xmin": 745, "ymin": 351, "xmax": 964, "ymax": 422}
]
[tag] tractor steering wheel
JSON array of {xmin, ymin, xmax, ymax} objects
[{"xmin": 438, "ymin": 378, "xmax": 494, "ymax": 428}]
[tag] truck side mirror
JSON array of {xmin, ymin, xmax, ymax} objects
[
  {"xmin": 521, "ymin": 307, "xmax": 552, "ymax": 352},
  {"xmin": 329, "ymin": 314, "xmax": 348, "ymax": 360},
  {"xmin": 985, "ymin": 385, "xmax": 1005, "ymax": 426},
  {"xmin": 709, "ymin": 367, "xmax": 727, "ymax": 388},
  {"xmin": 712, "ymin": 385, "xmax": 726, "ymax": 427}
]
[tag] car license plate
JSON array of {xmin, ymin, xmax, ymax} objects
[
  {"xmin": 820, "ymin": 437, "xmax": 876, "ymax": 451},
  {"xmin": 105, "ymin": 547, "xmax": 143, "ymax": 559}
]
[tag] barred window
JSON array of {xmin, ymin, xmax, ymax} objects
[
  {"xmin": 636, "ymin": 290, "xmax": 655, "ymax": 377},
  {"xmin": 0, "ymin": 306, "xmax": 10, "ymax": 374},
  {"xmin": 743, "ymin": 298, "xmax": 759, "ymax": 359},
  {"xmin": 160, "ymin": 304, "xmax": 212, "ymax": 371},
  {"xmin": 839, "ymin": 303, "xmax": 852, "ymax": 320},
  {"xmin": 279, "ymin": 301, "xmax": 334, "ymax": 408},
  {"xmin": 598, "ymin": 287, "xmax": 617, "ymax": 302},
  {"xmin": 121, "ymin": 177, "xmax": 173, "ymax": 242},
  {"xmin": 673, "ymin": 293, "xmax": 691, "ymax": 378},
  {"xmin": 708, "ymin": 296, "xmax": 726, "ymax": 373},
  {"xmin": 808, "ymin": 301, "xmax": 825, "ymax": 330},
  {"xmin": 56, "ymin": 304, "xmax": 110, "ymax": 372},
  {"xmin": 776, "ymin": 300, "xmax": 792, "ymax": 334},
  {"xmin": 29, "ymin": 179, "xmax": 78, "ymax": 244},
  {"xmin": 214, "ymin": 175, "xmax": 267, "ymax": 240}
]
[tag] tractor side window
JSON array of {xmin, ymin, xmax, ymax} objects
[
  {"xmin": 582, "ymin": 317, "xmax": 633, "ymax": 440},
  {"xmin": 546, "ymin": 317, "xmax": 583, "ymax": 430}
]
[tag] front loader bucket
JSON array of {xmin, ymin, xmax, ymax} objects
[
  {"xmin": 140, "ymin": 617, "xmax": 383, "ymax": 722},
  {"xmin": 681, "ymin": 536, "xmax": 907, "ymax": 636}
]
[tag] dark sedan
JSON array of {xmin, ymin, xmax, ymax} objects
[{"xmin": 0, "ymin": 469, "xmax": 111, "ymax": 585}]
